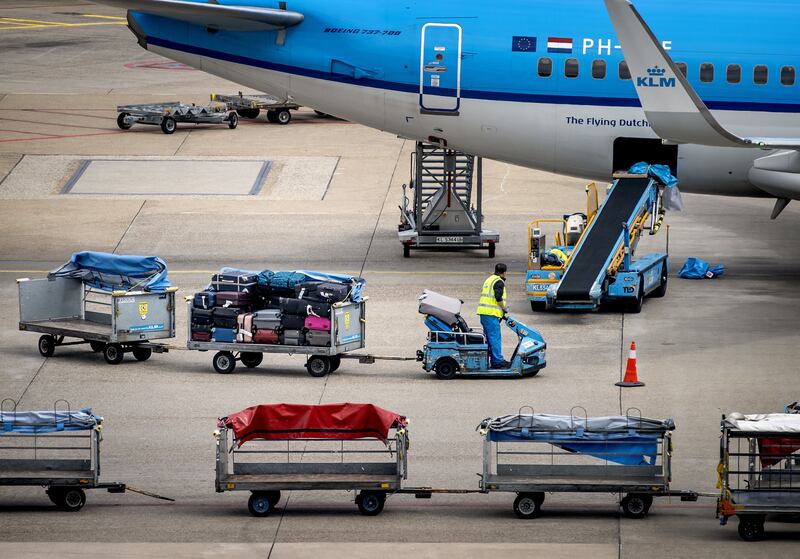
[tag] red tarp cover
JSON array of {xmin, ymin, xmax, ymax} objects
[
  {"xmin": 219, "ymin": 403, "xmax": 407, "ymax": 445},
  {"xmin": 758, "ymin": 437, "xmax": 800, "ymax": 467}
]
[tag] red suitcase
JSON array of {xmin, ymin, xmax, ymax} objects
[
  {"xmin": 192, "ymin": 331, "xmax": 212, "ymax": 342},
  {"xmin": 253, "ymin": 329, "xmax": 279, "ymax": 344}
]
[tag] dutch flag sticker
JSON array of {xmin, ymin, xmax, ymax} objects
[{"xmin": 547, "ymin": 37, "xmax": 573, "ymax": 54}]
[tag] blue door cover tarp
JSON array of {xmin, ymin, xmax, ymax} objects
[{"xmin": 50, "ymin": 251, "xmax": 171, "ymax": 292}]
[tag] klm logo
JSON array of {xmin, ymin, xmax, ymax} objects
[{"xmin": 636, "ymin": 65, "xmax": 676, "ymax": 88}]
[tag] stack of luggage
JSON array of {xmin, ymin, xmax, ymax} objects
[{"xmin": 190, "ymin": 269, "xmax": 360, "ymax": 347}]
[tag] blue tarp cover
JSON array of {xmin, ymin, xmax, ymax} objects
[
  {"xmin": 678, "ymin": 257, "xmax": 724, "ymax": 279},
  {"xmin": 49, "ymin": 251, "xmax": 170, "ymax": 292},
  {"xmin": 629, "ymin": 162, "xmax": 678, "ymax": 188},
  {"xmin": 1, "ymin": 408, "xmax": 99, "ymax": 434}
]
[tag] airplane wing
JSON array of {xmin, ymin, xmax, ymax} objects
[
  {"xmin": 604, "ymin": 0, "xmax": 800, "ymax": 151},
  {"xmin": 94, "ymin": 0, "xmax": 303, "ymax": 32}
]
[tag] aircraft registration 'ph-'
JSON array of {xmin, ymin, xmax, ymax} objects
[{"xmin": 94, "ymin": 0, "xmax": 800, "ymax": 217}]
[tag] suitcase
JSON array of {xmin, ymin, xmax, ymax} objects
[
  {"xmin": 191, "ymin": 331, "xmax": 212, "ymax": 342},
  {"xmin": 305, "ymin": 330, "xmax": 331, "ymax": 347},
  {"xmin": 212, "ymin": 272, "xmax": 258, "ymax": 293},
  {"xmin": 279, "ymin": 297, "xmax": 308, "ymax": 316},
  {"xmin": 304, "ymin": 301, "xmax": 331, "ymax": 318},
  {"xmin": 216, "ymin": 291, "xmax": 252, "ymax": 308},
  {"xmin": 280, "ymin": 314, "xmax": 306, "ymax": 330},
  {"xmin": 253, "ymin": 309, "xmax": 281, "ymax": 330},
  {"xmin": 296, "ymin": 281, "xmax": 350, "ymax": 303},
  {"xmin": 193, "ymin": 291, "xmax": 216, "ymax": 309},
  {"xmin": 267, "ymin": 271, "xmax": 307, "ymax": 290},
  {"xmin": 191, "ymin": 322, "xmax": 212, "ymax": 333},
  {"xmin": 236, "ymin": 313, "xmax": 255, "ymax": 343},
  {"xmin": 305, "ymin": 316, "xmax": 331, "ymax": 331},
  {"xmin": 418, "ymin": 289, "xmax": 463, "ymax": 326},
  {"xmin": 213, "ymin": 307, "xmax": 239, "ymax": 329},
  {"xmin": 252, "ymin": 329, "xmax": 279, "ymax": 344},
  {"xmin": 211, "ymin": 327, "xmax": 237, "ymax": 343},
  {"xmin": 192, "ymin": 307, "xmax": 214, "ymax": 326},
  {"xmin": 280, "ymin": 329, "xmax": 305, "ymax": 346}
]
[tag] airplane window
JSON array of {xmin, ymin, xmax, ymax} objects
[
  {"xmin": 591, "ymin": 59, "xmax": 606, "ymax": 79},
  {"xmin": 538, "ymin": 57, "xmax": 552, "ymax": 77},
  {"xmin": 754, "ymin": 65, "xmax": 768, "ymax": 84},
  {"xmin": 565, "ymin": 58, "xmax": 579, "ymax": 78},
  {"xmin": 699, "ymin": 63, "xmax": 714, "ymax": 83},
  {"xmin": 618, "ymin": 60, "xmax": 631, "ymax": 80},
  {"xmin": 781, "ymin": 66, "xmax": 795, "ymax": 86},
  {"xmin": 675, "ymin": 62, "xmax": 688, "ymax": 77},
  {"xmin": 726, "ymin": 64, "xmax": 741, "ymax": 84}
]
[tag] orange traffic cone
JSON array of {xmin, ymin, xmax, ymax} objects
[{"xmin": 616, "ymin": 341, "xmax": 645, "ymax": 387}]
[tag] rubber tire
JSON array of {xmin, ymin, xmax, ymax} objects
[
  {"xmin": 329, "ymin": 356, "xmax": 342, "ymax": 373},
  {"xmin": 620, "ymin": 494, "xmax": 650, "ymax": 519},
  {"xmin": 276, "ymin": 109, "xmax": 291, "ymax": 125},
  {"xmin": 306, "ymin": 356, "xmax": 331, "ymax": 378},
  {"xmin": 626, "ymin": 279, "xmax": 644, "ymax": 314},
  {"xmin": 116, "ymin": 112, "xmax": 132, "ymax": 130},
  {"xmin": 651, "ymin": 264, "xmax": 668, "ymax": 298},
  {"xmin": 488, "ymin": 243, "xmax": 496, "ymax": 258},
  {"xmin": 530, "ymin": 301, "xmax": 547, "ymax": 312},
  {"xmin": 265, "ymin": 490, "xmax": 281, "ymax": 508},
  {"xmin": 103, "ymin": 343, "xmax": 124, "ymax": 365},
  {"xmin": 56, "ymin": 487, "xmax": 86, "ymax": 512},
  {"xmin": 266, "ymin": 110, "xmax": 279, "ymax": 123},
  {"xmin": 236, "ymin": 108, "xmax": 260, "ymax": 119},
  {"xmin": 132, "ymin": 347, "xmax": 152, "ymax": 362},
  {"xmin": 47, "ymin": 487, "xmax": 62, "ymax": 505},
  {"xmin": 356, "ymin": 491, "xmax": 385, "ymax": 516},
  {"xmin": 227, "ymin": 112, "xmax": 238, "ymax": 129},
  {"xmin": 89, "ymin": 341, "xmax": 105, "ymax": 353},
  {"xmin": 248, "ymin": 492, "xmax": 273, "ymax": 517},
  {"xmin": 160, "ymin": 116, "xmax": 176, "ymax": 134},
  {"xmin": 403, "ymin": 244, "xmax": 411, "ymax": 258},
  {"xmin": 513, "ymin": 493, "xmax": 542, "ymax": 519},
  {"xmin": 434, "ymin": 358, "xmax": 458, "ymax": 380},
  {"xmin": 38, "ymin": 335, "xmax": 55, "ymax": 357},
  {"xmin": 240, "ymin": 352, "xmax": 263, "ymax": 368},
  {"xmin": 213, "ymin": 351, "xmax": 236, "ymax": 374},
  {"xmin": 738, "ymin": 516, "xmax": 766, "ymax": 542}
]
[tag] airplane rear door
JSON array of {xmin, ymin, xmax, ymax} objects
[{"xmin": 419, "ymin": 23, "xmax": 462, "ymax": 114}]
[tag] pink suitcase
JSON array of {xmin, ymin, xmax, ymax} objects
[
  {"xmin": 304, "ymin": 316, "xmax": 331, "ymax": 331},
  {"xmin": 236, "ymin": 313, "xmax": 254, "ymax": 342}
]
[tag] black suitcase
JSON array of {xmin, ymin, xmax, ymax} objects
[
  {"xmin": 211, "ymin": 272, "xmax": 258, "ymax": 293},
  {"xmin": 304, "ymin": 301, "xmax": 331, "ymax": 318},
  {"xmin": 280, "ymin": 313, "xmax": 306, "ymax": 330},
  {"xmin": 279, "ymin": 297, "xmax": 308, "ymax": 316},
  {"xmin": 280, "ymin": 329, "xmax": 305, "ymax": 346},
  {"xmin": 192, "ymin": 308, "xmax": 214, "ymax": 326},
  {"xmin": 213, "ymin": 307, "xmax": 239, "ymax": 329},
  {"xmin": 296, "ymin": 281, "xmax": 350, "ymax": 303},
  {"xmin": 193, "ymin": 291, "xmax": 216, "ymax": 309},
  {"xmin": 191, "ymin": 322, "xmax": 213, "ymax": 334}
]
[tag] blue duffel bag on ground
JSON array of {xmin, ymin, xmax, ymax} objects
[{"xmin": 678, "ymin": 257, "xmax": 724, "ymax": 279}]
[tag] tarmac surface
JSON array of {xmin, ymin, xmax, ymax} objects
[{"xmin": 1, "ymin": 1, "xmax": 800, "ymax": 557}]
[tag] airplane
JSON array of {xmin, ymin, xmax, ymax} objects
[{"xmin": 93, "ymin": 0, "xmax": 800, "ymax": 217}]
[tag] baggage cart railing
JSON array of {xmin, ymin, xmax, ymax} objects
[{"xmin": 427, "ymin": 329, "xmax": 485, "ymax": 345}]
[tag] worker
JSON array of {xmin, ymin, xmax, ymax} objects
[
  {"xmin": 477, "ymin": 263, "xmax": 511, "ymax": 369},
  {"xmin": 542, "ymin": 247, "xmax": 568, "ymax": 267}
]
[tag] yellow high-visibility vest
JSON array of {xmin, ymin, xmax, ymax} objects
[{"xmin": 477, "ymin": 274, "xmax": 506, "ymax": 318}]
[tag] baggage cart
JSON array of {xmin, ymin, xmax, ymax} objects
[
  {"xmin": 211, "ymin": 92, "xmax": 300, "ymax": 125},
  {"xmin": 215, "ymin": 403, "xmax": 408, "ymax": 517},
  {"xmin": 478, "ymin": 408, "xmax": 697, "ymax": 519},
  {"xmin": 0, "ymin": 400, "xmax": 125, "ymax": 511},
  {"xmin": 116, "ymin": 101, "xmax": 238, "ymax": 134},
  {"xmin": 186, "ymin": 298, "xmax": 367, "ymax": 377},
  {"xmin": 717, "ymin": 413, "xmax": 800, "ymax": 541}
]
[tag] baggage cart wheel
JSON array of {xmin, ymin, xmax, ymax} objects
[
  {"xmin": 433, "ymin": 358, "xmax": 458, "ymax": 380},
  {"xmin": 276, "ymin": 109, "xmax": 292, "ymax": 125},
  {"xmin": 132, "ymin": 347, "xmax": 152, "ymax": 362},
  {"xmin": 329, "ymin": 356, "xmax": 342, "ymax": 373},
  {"xmin": 38, "ymin": 335, "xmax": 55, "ymax": 357},
  {"xmin": 240, "ymin": 352, "xmax": 263, "ymax": 368},
  {"xmin": 116, "ymin": 112, "xmax": 132, "ymax": 130},
  {"xmin": 737, "ymin": 515, "xmax": 766, "ymax": 542},
  {"xmin": 513, "ymin": 492, "xmax": 543, "ymax": 519},
  {"xmin": 625, "ymin": 279, "xmax": 644, "ymax": 314},
  {"xmin": 306, "ymin": 356, "xmax": 331, "ymax": 377},
  {"xmin": 356, "ymin": 491, "xmax": 385, "ymax": 516},
  {"xmin": 651, "ymin": 263, "xmax": 668, "ymax": 298},
  {"xmin": 488, "ymin": 243, "xmax": 496, "ymax": 258},
  {"xmin": 228, "ymin": 112, "xmax": 238, "ymax": 129},
  {"xmin": 266, "ymin": 110, "xmax": 279, "ymax": 123},
  {"xmin": 236, "ymin": 108, "xmax": 260, "ymax": 119},
  {"xmin": 103, "ymin": 343, "xmax": 124, "ymax": 365},
  {"xmin": 247, "ymin": 492, "xmax": 273, "ymax": 517},
  {"xmin": 620, "ymin": 494, "xmax": 651, "ymax": 519},
  {"xmin": 160, "ymin": 116, "xmax": 177, "ymax": 134},
  {"xmin": 213, "ymin": 351, "xmax": 236, "ymax": 374},
  {"xmin": 530, "ymin": 301, "xmax": 546, "ymax": 312},
  {"xmin": 89, "ymin": 341, "xmax": 105, "ymax": 353},
  {"xmin": 403, "ymin": 244, "xmax": 411, "ymax": 258},
  {"xmin": 51, "ymin": 487, "xmax": 86, "ymax": 512}
]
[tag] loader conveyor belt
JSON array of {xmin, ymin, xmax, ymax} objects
[{"xmin": 556, "ymin": 178, "xmax": 652, "ymax": 302}]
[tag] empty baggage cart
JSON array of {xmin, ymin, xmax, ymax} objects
[
  {"xmin": 211, "ymin": 92, "xmax": 300, "ymax": 124},
  {"xmin": 116, "ymin": 101, "xmax": 238, "ymax": 134},
  {"xmin": 215, "ymin": 403, "xmax": 408, "ymax": 516}
]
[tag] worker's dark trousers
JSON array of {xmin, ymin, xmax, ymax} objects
[{"xmin": 479, "ymin": 314, "xmax": 503, "ymax": 366}]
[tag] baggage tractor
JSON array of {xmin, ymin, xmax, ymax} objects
[
  {"xmin": 279, "ymin": 297, "xmax": 308, "ymax": 316},
  {"xmin": 192, "ymin": 308, "xmax": 214, "ymax": 325},
  {"xmin": 193, "ymin": 291, "xmax": 216, "ymax": 309},
  {"xmin": 237, "ymin": 313, "xmax": 255, "ymax": 343},
  {"xmin": 305, "ymin": 316, "xmax": 331, "ymax": 331},
  {"xmin": 281, "ymin": 329, "xmax": 305, "ymax": 346},
  {"xmin": 212, "ymin": 327, "xmax": 237, "ymax": 343},
  {"xmin": 296, "ymin": 281, "xmax": 350, "ymax": 303},
  {"xmin": 280, "ymin": 314, "xmax": 306, "ymax": 331},
  {"xmin": 213, "ymin": 308, "xmax": 239, "ymax": 329},
  {"xmin": 305, "ymin": 330, "xmax": 331, "ymax": 347},
  {"xmin": 216, "ymin": 291, "xmax": 252, "ymax": 308},
  {"xmin": 253, "ymin": 309, "xmax": 281, "ymax": 331},
  {"xmin": 252, "ymin": 329, "xmax": 279, "ymax": 344},
  {"xmin": 192, "ymin": 331, "xmax": 212, "ymax": 342},
  {"xmin": 212, "ymin": 272, "xmax": 258, "ymax": 293}
]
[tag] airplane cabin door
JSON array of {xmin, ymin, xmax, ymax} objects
[{"xmin": 419, "ymin": 23, "xmax": 462, "ymax": 114}]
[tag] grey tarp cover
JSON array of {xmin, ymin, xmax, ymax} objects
[
  {"xmin": 478, "ymin": 413, "xmax": 675, "ymax": 435},
  {"xmin": 1, "ymin": 408, "xmax": 99, "ymax": 433},
  {"xmin": 724, "ymin": 413, "xmax": 800, "ymax": 433}
]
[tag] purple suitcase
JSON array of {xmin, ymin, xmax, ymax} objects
[{"xmin": 216, "ymin": 291, "xmax": 252, "ymax": 308}]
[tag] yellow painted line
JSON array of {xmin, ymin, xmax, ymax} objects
[
  {"xmin": 82, "ymin": 14, "xmax": 127, "ymax": 20},
  {"xmin": 0, "ymin": 269, "xmax": 522, "ymax": 276},
  {"xmin": 0, "ymin": 18, "xmax": 127, "ymax": 30},
  {"xmin": 0, "ymin": 18, "xmax": 63, "ymax": 25}
]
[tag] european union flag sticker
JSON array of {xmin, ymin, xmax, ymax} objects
[{"xmin": 512, "ymin": 36, "xmax": 537, "ymax": 52}]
